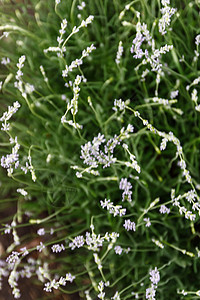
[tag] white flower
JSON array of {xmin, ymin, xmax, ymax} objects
[
  {"xmin": 37, "ymin": 242, "xmax": 45, "ymax": 252},
  {"xmin": 69, "ymin": 235, "xmax": 85, "ymax": 250},
  {"xmin": 93, "ymin": 253, "xmax": 102, "ymax": 270},
  {"xmin": 159, "ymin": 205, "xmax": 170, "ymax": 214},
  {"xmin": 100, "ymin": 199, "xmax": 126, "ymax": 217},
  {"xmin": 37, "ymin": 228, "xmax": 45, "ymax": 236},
  {"xmin": 114, "ymin": 245, "xmax": 123, "ymax": 255},
  {"xmin": 4, "ymin": 224, "xmax": 12, "ymax": 234},
  {"xmin": 51, "ymin": 244, "xmax": 65, "ymax": 253},
  {"xmin": 144, "ymin": 217, "xmax": 151, "ymax": 227},
  {"xmin": 65, "ymin": 273, "xmax": 75, "ymax": 282},
  {"xmin": 170, "ymin": 90, "xmax": 179, "ymax": 99},
  {"xmin": 111, "ymin": 291, "xmax": 120, "ymax": 300},
  {"xmin": 1, "ymin": 57, "xmax": 10, "ymax": 65},
  {"xmin": 115, "ymin": 41, "xmax": 123, "ymax": 64},
  {"xmin": 17, "ymin": 188, "xmax": 28, "ymax": 196},
  {"xmin": 78, "ymin": 1, "xmax": 86, "ymax": 10},
  {"xmin": 146, "ymin": 284, "xmax": 156, "ymax": 299},
  {"xmin": 149, "ymin": 267, "xmax": 160, "ymax": 285},
  {"xmin": 195, "ymin": 34, "xmax": 200, "ymax": 46},
  {"xmin": 158, "ymin": 3, "xmax": 177, "ymax": 35},
  {"xmin": 20, "ymin": 247, "xmax": 29, "ymax": 257},
  {"xmin": 123, "ymin": 219, "xmax": 136, "ymax": 231},
  {"xmin": 6, "ymin": 251, "xmax": 20, "ymax": 265},
  {"xmin": 0, "ymin": 101, "xmax": 21, "ymax": 122}
]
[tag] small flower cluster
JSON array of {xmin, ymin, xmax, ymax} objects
[
  {"xmin": 100, "ymin": 198, "xmax": 126, "ymax": 217},
  {"xmin": 115, "ymin": 41, "xmax": 123, "ymax": 64},
  {"xmin": 111, "ymin": 291, "xmax": 120, "ymax": 300},
  {"xmin": 195, "ymin": 34, "xmax": 200, "ymax": 46},
  {"xmin": 114, "ymin": 245, "xmax": 131, "ymax": 255},
  {"xmin": 159, "ymin": 205, "xmax": 170, "ymax": 214},
  {"xmin": 3, "ymin": 219, "xmax": 20, "ymax": 247},
  {"xmin": 44, "ymin": 15, "xmax": 94, "ymax": 56},
  {"xmin": 93, "ymin": 253, "xmax": 102, "ymax": 270},
  {"xmin": 44, "ymin": 17, "xmax": 67, "ymax": 57},
  {"xmin": 186, "ymin": 76, "xmax": 200, "ymax": 91},
  {"xmin": 148, "ymin": 96, "xmax": 177, "ymax": 107},
  {"xmin": 141, "ymin": 68, "xmax": 150, "ymax": 81},
  {"xmin": 144, "ymin": 217, "xmax": 151, "ymax": 227},
  {"xmin": 11, "ymin": 220, "xmax": 20, "ymax": 246},
  {"xmin": 6, "ymin": 251, "xmax": 20, "ymax": 267},
  {"xmin": 122, "ymin": 143, "xmax": 141, "ymax": 173},
  {"xmin": 77, "ymin": 1, "xmax": 86, "ymax": 10},
  {"xmin": 8, "ymin": 270, "xmax": 21, "ymax": 299},
  {"xmin": 3, "ymin": 255, "xmax": 51, "ymax": 298},
  {"xmin": 131, "ymin": 21, "xmax": 152, "ymax": 60},
  {"xmin": 149, "ymin": 267, "xmax": 160, "ymax": 285},
  {"xmin": 6, "ymin": 250, "xmax": 25, "ymax": 299},
  {"xmin": 85, "ymin": 290, "xmax": 92, "ymax": 300},
  {"xmin": 170, "ymin": 90, "xmax": 179, "ymax": 99},
  {"xmin": 97, "ymin": 281, "xmax": 106, "ymax": 299},
  {"xmin": 62, "ymin": 44, "xmax": 96, "ymax": 77},
  {"xmin": 85, "ymin": 230, "xmax": 105, "ymax": 252},
  {"xmin": 57, "ymin": 18, "xmax": 68, "ymax": 52},
  {"xmin": 191, "ymin": 89, "xmax": 198, "ymax": 103},
  {"xmin": 114, "ymin": 245, "xmax": 123, "ymax": 255},
  {"xmin": 158, "ymin": 0, "xmax": 177, "ymax": 35},
  {"xmin": 123, "ymin": 219, "xmax": 136, "ymax": 231},
  {"xmin": 119, "ymin": 178, "xmax": 132, "ymax": 202},
  {"xmin": 21, "ymin": 154, "xmax": 37, "ymax": 182},
  {"xmin": 24, "ymin": 83, "xmax": 35, "ymax": 95},
  {"xmin": 0, "ymin": 261, "xmax": 9, "ymax": 290},
  {"xmin": 171, "ymin": 189, "xmax": 199, "ymax": 221},
  {"xmin": 36, "ymin": 242, "xmax": 45, "ymax": 252},
  {"xmin": 20, "ymin": 247, "xmax": 29, "ymax": 257},
  {"xmin": 79, "ymin": 15, "xmax": 94, "ymax": 28},
  {"xmin": 61, "ymin": 75, "xmax": 87, "ymax": 130},
  {"xmin": 0, "ymin": 101, "xmax": 20, "ymax": 131},
  {"xmin": 119, "ymin": 3, "xmax": 133, "ymax": 20},
  {"xmin": 36, "ymin": 262, "xmax": 51, "ymax": 282},
  {"xmin": 1, "ymin": 136, "xmax": 20, "ymax": 176},
  {"xmin": 51, "ymin": 244, "xmax": 65, "ymax": 253},
  {"xmin": 0, "ymin": 31, "xmax": 9, "ymax": 39},
  {"xmin": 152, "ymin": 238, "xmax": 164, "ymax": 249},
  {"xmin": 14, "ymin": 55, "xmax": 26, "ymax": 98},
  {"xmin": 79, "ymin": 125, "xmax": 134, "ymax": 173},
  {"xmin": 37, "ymin": 228, "xmax": 45, "ymax": 236},
  {"xmin": 112, "ymin": 98, "xmax": 126, "ymax": 112},
  {"xmin": 146, "ymin": 267, "xmax": 160, "ymax": 299},
  {"xmin": 190, "ymin": 89, "xmax": 200, "ymax": 112},
  {"xmin": 131, "ymin": 18, "xmax": 173, "ymax": 73},
  {"xmin": 44, "ymin": 273, "xmax": 75, "ymax": 292},
  {"xmin": 1, "ymin": 57, "xmax": 10, "ymax": 65},
  {"xmin": 97, "ymin": 281, "xmax": 111, "ymax": 300},
  {"xmin": 39, "ymin": 65, "xmax": 48, "ymax": 83},
  {"xmin": 69, "ymin": 225, "xmax": 119, "ymax": 252},
  {"xmin": 192, "ymin": 34, "xmax": 200, "ymax": 63},
  {"xmin": 69, "ymin": 235, "xmax": 85, "ymax": 250}
]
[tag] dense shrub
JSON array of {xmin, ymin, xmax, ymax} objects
[{"xmin": 0, "ymin": 0, "xmax": 200, "ymax": 299}]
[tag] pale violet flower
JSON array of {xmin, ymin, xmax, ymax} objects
[
  {"xmin": 51, "ymin": 244, "xmax": 65, "ymax": 253},
  {"xmin": 149, "ymin": 267, "xmax": 160, "ymax": 285}
]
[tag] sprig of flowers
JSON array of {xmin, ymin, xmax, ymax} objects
[
  {"xmin": 158, "ymin": 0, "xmax": 177, "ymax": 35},
  {"xmin": 115, "ymin": 41, "xmax": 123, "ymax": 65},
  {"xmin": 100, "ymin": 199, "xmax": 126, "ymax": 217}
]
